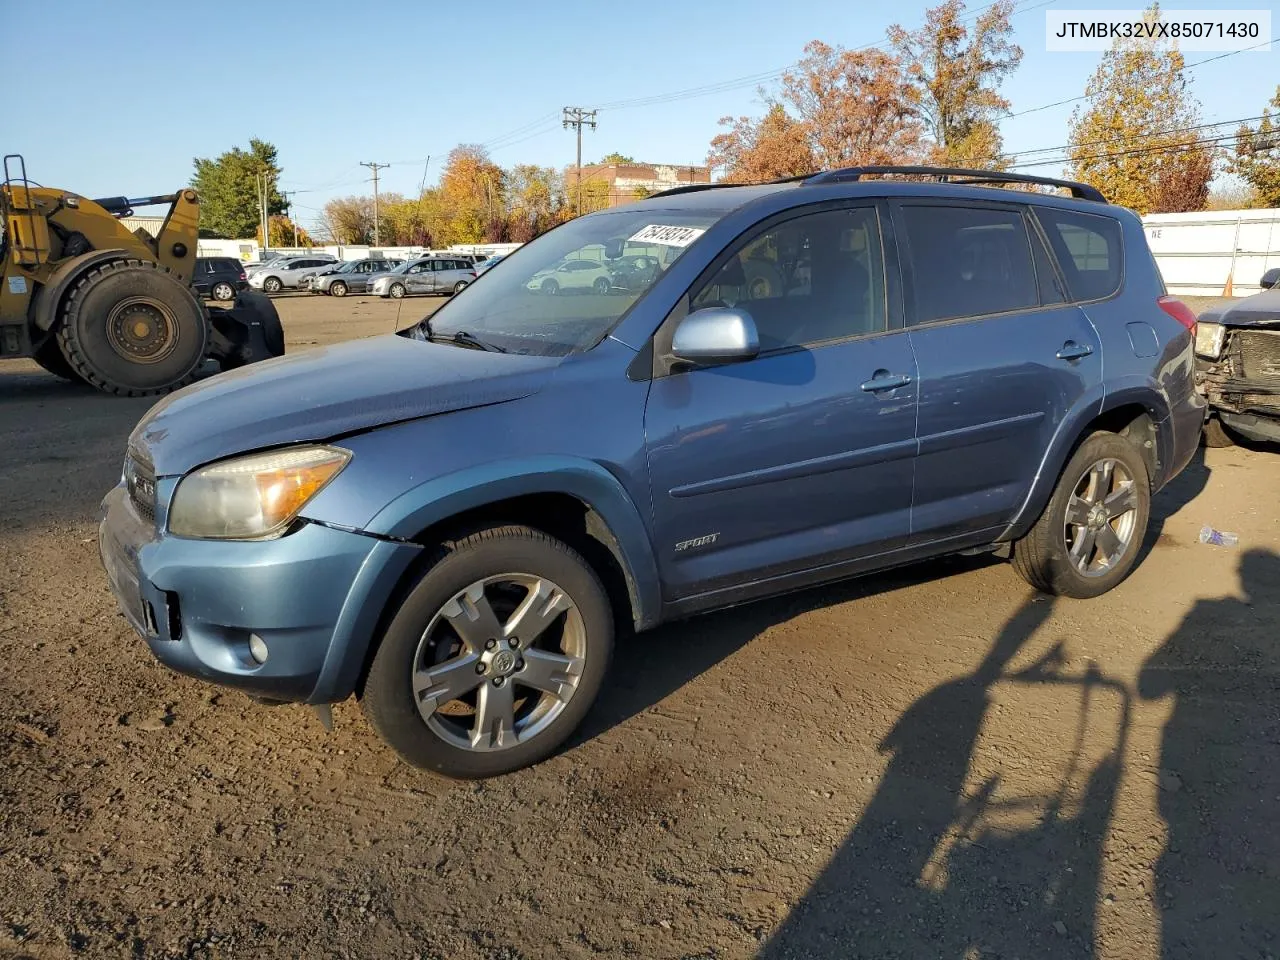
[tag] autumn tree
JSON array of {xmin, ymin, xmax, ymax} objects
[
  {"xmin": 321, "ymin": 195, "xmax": 373, "ymax": 244},
  {"xmin": 435, "ymin": 145, "xmax": 506, "ymax": 243},
  {"xmin": 1067, "ymin": 4, "xmax": 1213, "ymax": 214},
  {"xmin": 258, "ymin": 215, "xmax": 312, "ymax": 248},
  {"xmin": 709, "ymin": 105, "xmax": 814, "ymax": 182},
  {"xmin": 708, "ymin": 42, "xmax": 922, "ymax": 181},
  {"xmin": 598, "ymin": 152, "xmax": 636, "ymax": 164},
  {"xmin": 1228, "ymin": 86, "xmax": 1280, "ymax": 207},
  {"xmin": 191, "ymin": 139, "xmax": 285, "ymax": 238},
  {"xmin": 889, "ymin": 0, "xmax": 1022, "ymax": 165},
  {"xmin": 507, "ymin": 165, "xmax": 566, "ymax": 243}
]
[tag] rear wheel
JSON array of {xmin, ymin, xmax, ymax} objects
[
  {"xmin": 211, "ymin": 281, "xmax": 235, "ymax": 302},
  {"xmin": 1201, "ymin": 417, "xmax": 1236, "ymax": 448},
  {"xmin": 389, "ymin": 282, "xmax": 406, "ymax": 299},
  {"xmin": 55, "ymin": 259, "xmax": 208, "ymax": 396},
  {"xmin": 453, "ymin": 280, "xmax": 469, "ymax": 294},
  {"xmin": 362, "ymin": 525, "xmax": 613, "ymax": 778},
  {"xmin": 330, "ymin": 281, "xmax": 348, "ymax": 298},
  {"xmin": 1011, "ymin": 432, "xmax": 1151, "ymax": 599}
]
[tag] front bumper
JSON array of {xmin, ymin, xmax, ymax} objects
[{"xmin": 99, "ymin": 485, "xmax": 421, "ymax": 704}]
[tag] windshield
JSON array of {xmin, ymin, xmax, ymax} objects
[
  {"xmin": 417, "ymin": 209, "xmax": 720, "ymax": 356},
  {"xmin": 387, "ymin": 260, "xmax": 420, "ymax": 275},
  {"xmin": 333, "ymin": 260, "xmax": 361, "ymax": 273}
]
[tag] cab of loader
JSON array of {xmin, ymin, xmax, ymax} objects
[{"xmin": 1, "ymin": 153, "xmax": 284, "ymax": 396}]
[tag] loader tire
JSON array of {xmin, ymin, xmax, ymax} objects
[
  {"xmin": 56, "ymin": 258, "xmax": 208, "ymax": 397},
  {"xmin": 32, "ymin": 338, "xmax": 85, "ymax": 384}
]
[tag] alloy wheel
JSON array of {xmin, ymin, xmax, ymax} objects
[
  {"xmin": 1063, "ymin": 457, "xmax": 1139, "ymax": 577},
  {"xmin": 411, "ymin": 575, "xmax": 586, "ymax": 752}
]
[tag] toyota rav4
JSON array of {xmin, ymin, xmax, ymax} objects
[{"xmin": 100, "ymin": 166, "xmax": 1205, "ymax": 778}]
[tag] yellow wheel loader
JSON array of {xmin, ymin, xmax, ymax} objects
[{"xmin": 1, "ymin": 154, "xmax": 284, "ymax": 396}]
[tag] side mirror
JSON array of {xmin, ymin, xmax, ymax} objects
[
  {"xmin": 671, "ymin": 307, "xmax": 760, "ymax": 365},
  {"xmin": 604, "ymin": 238, "xmax": 625, "ymax": 260},
  {"xmin": 1260, "ymin": 267, "xmax": 1280, "ymax": 290}
]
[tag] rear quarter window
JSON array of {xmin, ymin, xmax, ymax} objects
[{"xmin": 1035, "ymin": 208, "xmax": 1123, "ymax": 302}]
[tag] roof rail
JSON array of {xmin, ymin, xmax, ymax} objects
[
  {"xmin": 647, "ymin": 172, "xmax": 811, "ymax": 200},
  {"xmin": 803, "ymin": 165, "xmax": 1106, "ymax": 203}
]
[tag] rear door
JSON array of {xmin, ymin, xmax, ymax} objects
[{"xmin": 893, "ymin": 200, "xmax": 1103, "ymax": 544}]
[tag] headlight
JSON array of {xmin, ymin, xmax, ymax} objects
[
  {"xmin": 168, "ymin": 445, "xmax": 351, "ymax": 540},
  {"xmin": 1194, "ymin": 322, "xmax": 1226, "ymax": 360}
]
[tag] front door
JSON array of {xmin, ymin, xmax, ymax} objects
[
  {"xmin": 892, "ymin": 200, "xmax": 1105, "ymax": 543},
  {"xmin": 644, "ymin": 204, "xmax": 918, "ymax": 603},
  {"xmin": 406, "ymin": 262, "xmax": 433, "ymax": 294}
]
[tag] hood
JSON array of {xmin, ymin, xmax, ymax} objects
[
  {"xmin": 1199, "ymin": 289, "xmax": 1280, "ymax": 328},
  {"xmin": 132, "ymin": 335, "xmax": 560, "ymax": 476}
]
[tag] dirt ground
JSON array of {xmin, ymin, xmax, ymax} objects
[{"xmin": 1, "ymin": 292, "xmax": 1277, "ymax": 960}]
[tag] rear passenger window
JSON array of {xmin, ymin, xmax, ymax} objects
[
  {"xmin": 899, "ymin": 205, "xmax": 1038, "ymax": 324},
  {"xmin": 1035, "ymin": 208, "xmax": 1123, "ymax": 302},
  {"xmin": 691, "ymin": 206, "xmax": 886, "ymax": 351}
]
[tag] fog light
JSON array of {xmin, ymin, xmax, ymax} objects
[{"xmin": 248, "ymin": 633, "xmax": 269, "ymax": 664}]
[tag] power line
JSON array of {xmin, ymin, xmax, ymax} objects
[
  {"xmin": 563, "ymin": 107, "xmax": 598, "ymax": 210},
  {"xmin": 1010, "ymin": 129, "xmax": 1248, "ymax": 170},
  {"xmin": 1007, "ymin": 113, "xmax": 1270, "ymax": 162}
]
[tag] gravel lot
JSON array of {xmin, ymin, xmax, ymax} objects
[{"xmin": 1, "ymin": 292, "xmax": 1277, "ymax": 960}]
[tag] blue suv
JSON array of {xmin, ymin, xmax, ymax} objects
[{"xmin": 100, "ymin": 166, "xmax": 1204, "ymax": 777}]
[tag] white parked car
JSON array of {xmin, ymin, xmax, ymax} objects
[
  {"xmin": 248, "ymin": 256, "xmax": 339, "ymax": 293},
  {"xmin": 525, "ymin": 258, "xmax": 613, "ymax": 295}
]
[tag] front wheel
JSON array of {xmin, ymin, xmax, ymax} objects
[
  {"xmin": 262, "ymin": 276, "xmax": 283, "ymax": 294},
  {"xmin": 211, "ymin": 281, "xmax": 235, "ymax": 302},
  {"xmin": 593, "ymin": 276, "xmax": 611, "ymax": 295},
  {"xmin": 361, "ymin": 525, "xmax": 614, "ymax": 778},
  {"xmin": 1011, "ymin": 432, "xmax": 1151, "ymax": 599},
  {"xmin": 330, "ymin": 281, "xmax": 348, "ymax": 298},
  {"xmin": 389, "ymin": 282, "xmax": 406, "ymax": 299},
  {"xmin": 541, "ymin": 278, "xmax": 559, "ymax": 296}
]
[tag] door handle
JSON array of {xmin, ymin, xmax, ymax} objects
[
  {"xmin": 860, "ymin": 371, "xmax": 912, "ymax": 392},
  {"xmin": 1056, "ymin": 341, "xmax": 1094, "ymax": 361}
]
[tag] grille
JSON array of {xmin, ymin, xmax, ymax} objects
[
  {"xmin": 124, "ymin": 455, "xmax": 157, "ymax": 525},
  {"xmin": 1237, "ymin": 331, "xmax": 1280, "ymax": 383}
]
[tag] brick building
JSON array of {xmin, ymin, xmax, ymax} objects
[{"xmin": 565, "ymin": 161, "xmax": 712, "ymax": 209}]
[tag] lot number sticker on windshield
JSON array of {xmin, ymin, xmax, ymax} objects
[{"xmin": 628, "ymin": 224, "xmax": 706, "ymax": 248}]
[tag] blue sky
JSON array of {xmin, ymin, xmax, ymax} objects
[{"xmin": 13, "ymin": 0, "xmax": 1276, "ymax": 234}]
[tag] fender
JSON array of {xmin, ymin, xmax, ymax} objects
[
  {"xmin": 30, "ymin": 248, "xmax": 134, "ymax": 332},
  {"xmin": 366, "ymin": 455, "xmax": 663, "ymax": 632},
  {"xmin": 1001, "ymin": 377, "xmax": 1172, "ymax": 541}
]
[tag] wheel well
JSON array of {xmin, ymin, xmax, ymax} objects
[
  {"xmin": 1081, "ymin": 403, "xmax": 1159, "ymax": 483},
  {"xmin": 351, "ymin": 493, "xmax": 640, "ymax": 699}
]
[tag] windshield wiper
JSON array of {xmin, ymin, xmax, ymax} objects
[{"xmin": 416, "ymin": 318, "xmax": 506, "ymax": 352}]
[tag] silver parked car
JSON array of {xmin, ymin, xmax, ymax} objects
[
  {"xmin": 307, "ymin": 258, "xmax": 404, "ymax": 296},
  {"xmin": 369, "ymin": 257, "xmax": 477, "ymax": 299},
  {"xmin": 248, "ymin": 256, "xmax": 339, "ymax": 293},
  {"xmin": 474, "ymin": 255, "xmax": 505, "ymax": 276}
]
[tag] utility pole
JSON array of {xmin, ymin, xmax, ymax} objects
[
  {"xmin": 255, "ymin": 173, "xmax": 269, "ymax": 255},
  {"xmin": 281, "ymin": 190, "xmax": 299, "ymax": 248},
  {"xmin": 360, "ymin": 162, "xmax": 390, "ymax": 246},
  {"xmin": 562, "ymin": 107, "xmax": 597, "ymax": 212}
]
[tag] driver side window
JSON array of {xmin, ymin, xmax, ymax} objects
[{"xmin": 690, "ymin": 206, "xmax": 886, "ymax": 352}]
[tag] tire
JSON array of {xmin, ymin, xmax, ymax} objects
[
  {"xmin": 262, "ymin": 276, "xmax": 283, "ymax": 294},
  {"xmin": 211, "ymin": 281, "xmax": 236, "ymax": 302},
  {"xmin": 453, "ymin": 280, "xmax": 469, "ymax": 295},
  {"xmin": 541, "ymin": 278, "xmax": 559, "ymax": 295},
  {"xmin": 55, "ymin": 258, "xmax": 208, "ymax": 397},
  {"xmin": 593, "ymin": 276, "xmax": 611, "ymax": 295},
  {"xmin": 32, "ymin": 338, "xmax": 85, "ymax": 383},
  {"xmin": 1201, "ymin": 417, "xmax": 1236, "ymax": 448},
  {"xmin": 1011, "ymin": 431, "xmax": 1152, "ymax": 599},
  {"xmin": 389, "ymin": 283, "xmax": 406, "ymax": 299},
  {"xmin": 362, "ymin": 525, "xmax": 614, "ymax": 778},
  {"xmin": 330, "ymin": 281, "xmax": 348, "ymax": 298}
]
